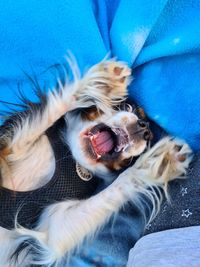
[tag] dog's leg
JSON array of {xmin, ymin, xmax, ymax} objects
[
  {"xmin": 14, "ymin": 137, "xmax": 192, "ymax": 266},
  {"xmin": 0, "ymin": 60, "xmax": 131, "ymax": 152}
]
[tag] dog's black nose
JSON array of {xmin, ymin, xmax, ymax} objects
[
  {"xmin": 127, "ymin": 120, "xmax": 152, "ymax": 142},
  {"xmin": 137, "ymin": 120, "xmax": 151, "ymax": 141}
]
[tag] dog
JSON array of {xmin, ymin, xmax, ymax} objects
[{"xmin": 0, "ymin": 59, "xmax": 192, "ymax": 266}]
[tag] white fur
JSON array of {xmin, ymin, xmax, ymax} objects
[
  {"xmin": 2, "ymin": 135, "xmax": 55, "ymax": 190},
  {"xmin": 0, "ymin": 60, "xmax": 192, "ymax": 266}
]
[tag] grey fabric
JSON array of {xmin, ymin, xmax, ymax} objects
[
  {"xmin": 145, "ymin": 152, "xmax": 200, "ymax": 234},
  {"xmin": 127, "ymin": 153, "xmax": 200, "ymax": 267},
  {"xmin": 127, "ymin": 226, "xmax": 200, "ymax": 267}
]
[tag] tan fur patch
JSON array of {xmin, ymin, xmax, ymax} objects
[
  {"xmin": 113, "ymin": 67, "xmax": 123, "ymax": 76},
  {"xmin": 136, "ymin": 107, "xmax": 146, "ymax": 119},
  {"xmin": 104, "ymin": 159, "xmax": 123, "ymax": 171},
  {"xmin": 81, "ymin": 107, "xmax": 103, "ymax": 121},
  {"xmin": 121, "ymin": 116, "xmax": 129, "ymax": 124},
  {"xmin": 0, "ymin": 147, "xmax": 12, "ymax": 158}
]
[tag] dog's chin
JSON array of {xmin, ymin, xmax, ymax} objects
[{"xmin": 81, "ymin": 123, "xmax": 147, "ymax": 167}]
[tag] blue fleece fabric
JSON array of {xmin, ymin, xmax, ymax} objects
[
  {"xmin": 0, "ymin": 0, "xmax": 200, "ymax": 266},
  {"xmin": 0, "ymin": 0, "xmax": 199, "ymax": 152}
]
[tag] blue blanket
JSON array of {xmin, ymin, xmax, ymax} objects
[
  {"xmin": 0, "ymin": 0, "xmax": 199, "ymax": 151},
  {"xmin": 0, "ymin": 0, "xmax": 200, "ymax": 266}
]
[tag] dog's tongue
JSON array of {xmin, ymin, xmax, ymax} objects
[{"xmin": 92, "ymin": 131, "xmax": 114, "ymax": 155}]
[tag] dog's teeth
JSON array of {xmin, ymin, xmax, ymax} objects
[
  {"xmin": 115, "ymin": 145, "xmax": 124, "ymax": 152},
  {"xmin": 97, "ymin": 154, "xmax": 101, "ymax": 159},
  {"xmin": 123, "ymin": 144, "xmax": 129, "ymax": 151}
]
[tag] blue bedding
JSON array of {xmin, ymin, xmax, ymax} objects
[
  {"xmin": 0, "ymin": 0, "xmax": 199, "ymax": 151},
  {"xmin": 0, "ymin": 0, "xmax": 199, "ymax": 266}
]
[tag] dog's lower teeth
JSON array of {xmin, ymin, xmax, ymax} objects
[
  {"xmin": 97, "ymin": 154, "xmax": 101, "ymax": 159},
  {"xmin": 115, "ymin": 145, "xmax": 123, "ymax": 152},
  {"xmin": 123, "ymin": 144, "xmax": 129, "ymax": 151}
]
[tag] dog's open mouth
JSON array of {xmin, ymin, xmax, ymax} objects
[{"xmin": 86, "ymin": 123, "xmax": 129, "ymax": 160}]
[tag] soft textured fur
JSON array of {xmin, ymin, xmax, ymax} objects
[{"xmin": 0, "ymin": 59, "xmax": 192, "ymax": 266}]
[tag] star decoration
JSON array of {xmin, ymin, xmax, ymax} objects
[
  {"xmin": 180, "ymin": 187, "xmax": 188, "ymax": 196},
  {"xmin": 181, "ymin": 209, "xmax": 192, "ymax": 218},
  {"xmin": 162, "ymin": 205, "xmax": 168, "ymax": 213}
]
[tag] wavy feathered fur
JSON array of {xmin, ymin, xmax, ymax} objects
[{"xmin": 0, "ymin": 59, "xmax": 192, "ymax": 266}]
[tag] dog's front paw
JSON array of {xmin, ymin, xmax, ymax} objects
[
  {"xmin": 163, "ymin": 139, "xmax": 192, "ymax": 181},
  {"xmin": 135, "ymin": 137, "xmax": 192, "ymax": 186},
  {"xmin": 75, "ymin": 60, "xmax": 131, "ymax": 112},
  {"xmin": 98, "ymin": 60, "xmax": 132, "ymax": 99}
]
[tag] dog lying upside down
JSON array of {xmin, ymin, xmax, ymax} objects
[{"xmin": 0, "ymin": 60, "xmax": 192, "ymax": 266}]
